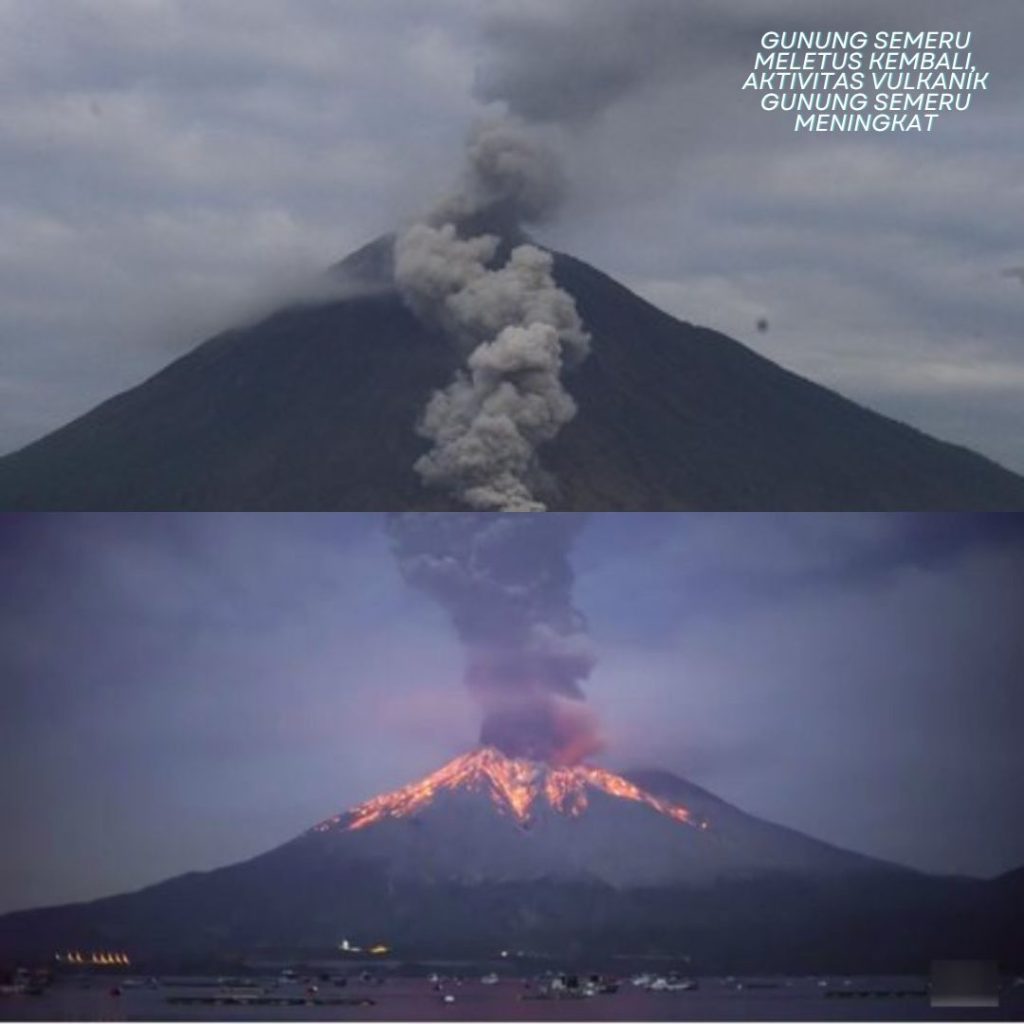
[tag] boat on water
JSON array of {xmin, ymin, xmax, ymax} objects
[{"xmin": 651, "ymin": 976, "xmax": 698, "ymax": 992}]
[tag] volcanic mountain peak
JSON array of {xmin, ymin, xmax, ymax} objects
[
  {"xmin": 4, "ymin": 751, "xmax": 976, "ymax": 967},
  {"xmin": 311, "ymin": 747, "xmax": 701, "ymax": 835},
  {"xmin": 3, "ymin": 234, "xmax": 1024, "ymax": 509}
]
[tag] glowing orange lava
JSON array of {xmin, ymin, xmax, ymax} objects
[{"xmin": 312, "ymin": 748, "xmax": 700, "ymax": 834}]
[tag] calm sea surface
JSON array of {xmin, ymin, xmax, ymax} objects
[{"xmin": 2, "ymin": 975, "xmax": 1021, "ymax": 1021}]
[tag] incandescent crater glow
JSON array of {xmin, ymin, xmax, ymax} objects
[{"xmin": 311, "ymin": 747, "xmax": 700, "ymax": 834}]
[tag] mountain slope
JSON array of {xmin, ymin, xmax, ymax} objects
[
  {"xmin": 302, "ymin": 749, "xmax": 889, "ymax": 888},
  {"xmin": 2, "ymin": 749, "xmax": 1020, "ymax": 972},
  {"xmin": 1, "ymin": 237, "xmax": 1022, "ymax": 510}
]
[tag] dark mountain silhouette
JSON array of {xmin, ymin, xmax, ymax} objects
[
  {"xmin": 1, "ymin": 750, "xmax": 1020, "ymax": 972},
  {"xmin": 1, "ymin": 236, "xmax": 1023, "ymax": 510}
]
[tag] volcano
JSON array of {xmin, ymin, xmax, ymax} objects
[
  {"xmin": 303, "ymin": 748, "xmax": 884, "ymax": 887},
  {"xmin": 1, "ymin": 235, "xmax": 1023, "ymax": 510},
  {"xmin": 1, "ymin": 748, "xmax": 1021, "ymax": 972}
]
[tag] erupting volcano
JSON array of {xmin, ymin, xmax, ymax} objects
[
  {"xmin": 4, "ymin": 742, "xmax": 1018, "ymax": 972},
  {"xmin": 293, "ymin": 745, "xmax": 886, "ymax": 891},
  {"xmin": 4, "ymin": 117, "xmax": 1024, "ymax": 509},
  {"xmin": 313, "ymin": 748, "xmax": 699, "ymax": 835},
  {"xmin": 2, "ymin": 515, "xmax": 1016, "ymax": 969}
]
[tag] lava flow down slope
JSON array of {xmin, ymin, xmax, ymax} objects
[
  {"xmin": 5, "ymin": 747, "xmax": 1021, "ymax": 971},
  {"xmin": 305, "ymin": 748, "xmax": 879, "ymax": 887}
]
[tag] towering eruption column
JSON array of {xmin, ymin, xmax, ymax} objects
[
  {"xmin": 393, "ymin": 119, "xmax": 590, "ymax": 511},
  {"xmin": 386, "ymin": 513, "xmax": 602, "ymax": 765}
]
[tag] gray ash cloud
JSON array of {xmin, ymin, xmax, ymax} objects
[
  {"xmin": 386, "ymin": 512, "xmax": 601, "ymax": 764},
  {"xmin": 392, "ymin": 119, "xmax": 589, "ymax": 511}
]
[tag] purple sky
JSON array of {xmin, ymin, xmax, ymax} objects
[{"xmin": 1, "ymin": 512, "xmax": 1023, "ymax": 914}]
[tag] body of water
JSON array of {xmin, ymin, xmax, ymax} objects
[{"xmin": 2, "ymin": 974, "xmax": 1022, "ymax": 1021}]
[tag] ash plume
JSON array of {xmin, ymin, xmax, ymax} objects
[
  {"xmin": 475, "ymin": 1, "xmax": 701, "ymax": 126},
  {"xmin": 393, "ymin": 119, "xmax": 589, "ymax": 511},
  {"xmin": 386, "ymin": 512, "xmax": 601, "ymax": 765},
  {"xmin": 430, "ymin": 118, "xmax": 567, "ymax": 232}
]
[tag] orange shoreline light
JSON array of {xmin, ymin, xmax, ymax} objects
[{"xmin": 56, "ymin": 951, "xmax": 130, "ymax": 966}]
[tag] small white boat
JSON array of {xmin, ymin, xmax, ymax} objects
[{"xmin": 649, "ymin": 975, "xmax": 697, "ymax": 992}]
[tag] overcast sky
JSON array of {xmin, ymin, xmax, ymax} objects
[
  {"xmin": 0, "ymin": 1, "xmax": 1022, "ymax": 471},
  {"xmin": 1, "ymin": 512, "xmax": 1022, "ymax": 913}
]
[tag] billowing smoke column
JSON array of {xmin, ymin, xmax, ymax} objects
[
  {"xmin": 393, "ymin": 119, "xmax": 590, "ymax": 511},
  {"xmin": 387, "ymin": 512, "xmax": 601, "ymax": 765}
]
